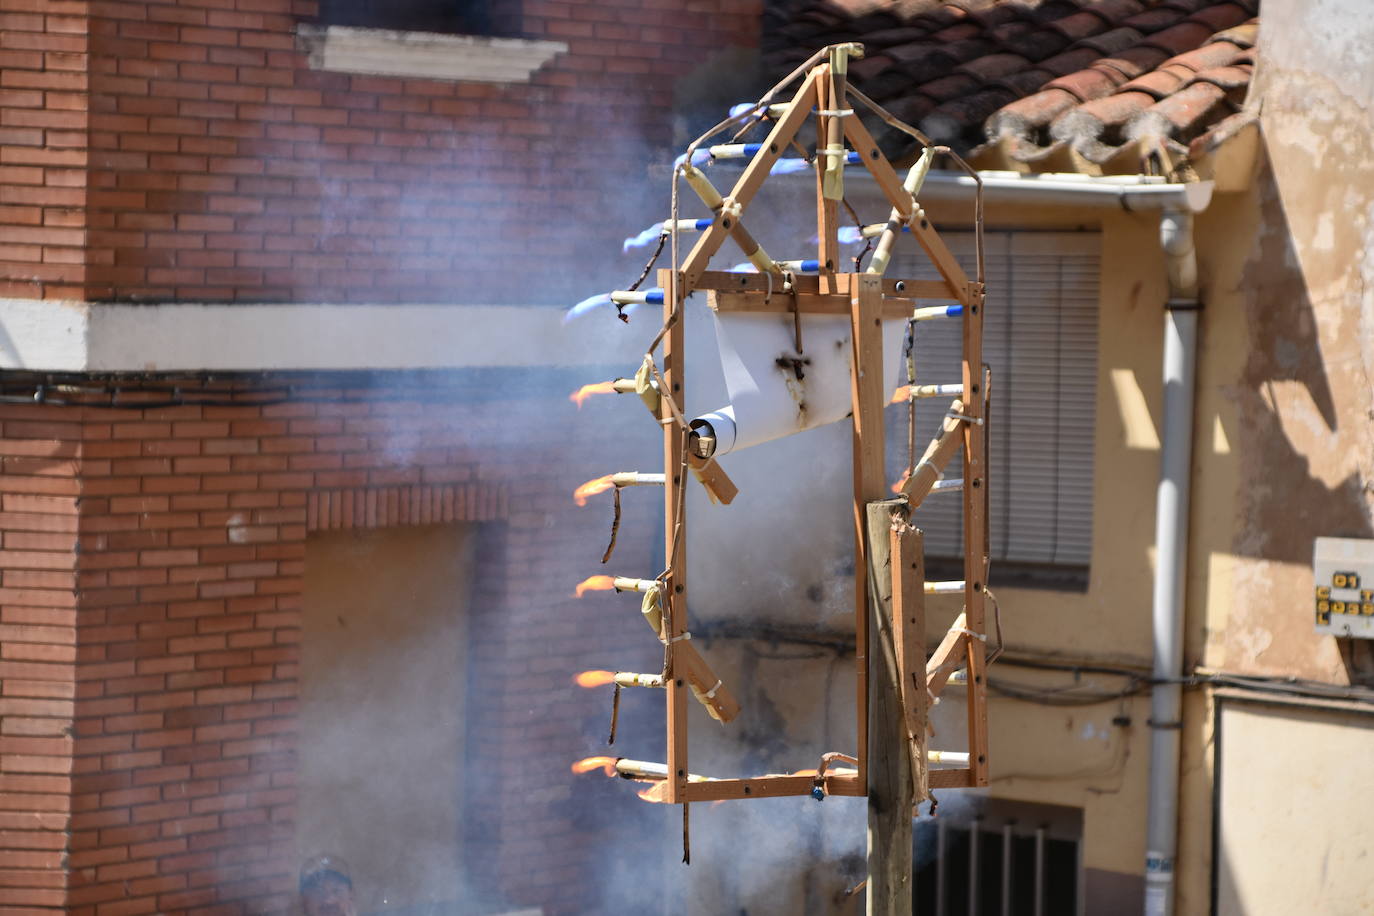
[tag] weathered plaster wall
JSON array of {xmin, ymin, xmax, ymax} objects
[
  {"xmin": 1200, "ymin": 0, "xmax": 1374, "ymax": 684},
  {"xmin": 1214, "ymin": 700, "xmax": 1374, "ymax": 914}
]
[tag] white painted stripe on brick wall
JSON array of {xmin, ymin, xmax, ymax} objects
[
  {"xmin": 0, "ymin": 301, "xmax": 654, "ymax": 372},
  {"xmin": 296, "ymin": 25, "xmax": 567, "ymax": 84}
]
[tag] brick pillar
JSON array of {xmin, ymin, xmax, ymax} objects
[
  {"xmin": 0, "ymin": 404, "xmax": 83, "ymax": 911},
  {"xmin": 68, "ymin": 404, "xmax": 304, "ymax": 915}
]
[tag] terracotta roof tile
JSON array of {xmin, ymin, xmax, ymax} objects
[
  {"xmin": 996, "ymin": 27, "xmax": 1073, "ymax": 60},
  {"xmin": 1140, "ymin": 21, "xmax": 1214, "ymax": 55},
  {"xmin": 1193, "ymin": 62, "xmax": 1253, "ymax": 92},
  {"xmin": 1073, "ymin": 26, "xmax": 1146, "ymax": 56},
  {"xmin": 1049, "ymin": 9, "xmax": 1119, "ymax": 41},
  {"xmin": 991, "ymin": 66, "xmax": 1058, "ymax": 97},
  {"xmin": 1122, "ymin": 7, "xmax": 1194, "ymax": 33},
  {"xmin": 1129, "ymin": 80, "xmax": 1228, "ymax": 138},
  {"xmin": 1119, "ymin": 68, "xmax": 1188, "ymax": 100},
  {"xmin": 1112, "ymin": 44, "xmax": 1176, "ymax": 70},
  {"xmin": 988, "ymin": 86, "xmax": 1080, "ymax": 132},
  {"xmin": 920, "ymin": 72, "xmax": 984, "ymax": 102},
  {"xmin": 955, "ymin": 51, "xmax": 1032, "ymax": 81},
  {"xmin": 1186, "ymin": 2, "xmax": 1250, "ymax": 31},
  {"xmin": 1036, "ymin": 47, "xmax": 1105, "ymax": 78},
  {"xmin": 1045, "ymin": 64, "xmax": 1127, "ymax": 102},
  {"xmin": 763, "ymin": 1, "xmax": 1259, "ymax": 174},
  {"xmin": 1208, "ymin": 20, "xmax": 1258, "ymax": 47},
  {"xmin": 932, "ymin": 20, "xmax": 985, "ymax": 40},
  {"xmin": 861, "ymin": 25, "xmax": 946, "ymax": 47}
]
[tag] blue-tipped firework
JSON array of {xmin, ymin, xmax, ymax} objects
[
  {"xmin": 622, "ymin": 222, "xmax": 664, "ymax": 253},
  {"xmin": 836, "ymin": 223, "xmax": 914, "ymax": 245},
  {"xmin": 673, "ymin": 149, "xmax": 713, "ymax": 170},
  {"xmin": 769, "ymin": 158, "xmax": 812, "ymax": 176},
  {"xmin": 911, "ymin": 304, "xmax": 964, "ymax": 321},
  {"xmin": 622, "ymin": 218, "xmax": 716, "ymax": 252},
  {"xmin": 610, "ymin": 288, "xmax": 665, "ymax": 307},
  {"xmin": 564, "ymin": 292, "xmax": 616, "ymax": 323}
]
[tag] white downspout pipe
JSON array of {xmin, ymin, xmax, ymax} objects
[{"xmin": 1144, "ymin": 207, "xmax": 1200, "ymax": 916}]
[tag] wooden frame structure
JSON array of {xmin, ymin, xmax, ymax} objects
[{"xmin": 584, "ymin": 43, "xmax": 992, "ymax": 815}]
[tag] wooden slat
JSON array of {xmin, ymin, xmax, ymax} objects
[
  {"xmin": 849, "ymin": 273, "xmax": 886, "ymax": 794},
  {"xmin": 816, "ymin": 70, "xmax": 840, "ymax": 294},
  {"xmin": 663, "ymin": 251, "xmax": 688, "ymax": 805},
  {"xmin": 842, "ymin": 113, "xmax": 972, "ymax": 298},
  {"xmin": 899, "ymin": 399, "xmax": 965, "ymax": 505},
  {"xmin": 696, "ymin": 270, "xmax": 952, "ymax": 300},
  {"xmin": 675, "ymin": 640, "xmax": 741, "ymax": 723},
  {"xmin": 962, "ymin": 279, "xmax": 990, "ymax": 787},
  {"xmin": 928, "ymin": 768, "xmax": 973, "ymax": 789},
  {"xmin": 891, "ymin": 520, "xmax": 928, "ymax": 803},
  {"xmin": 681, "ymin": 771, "xmax": 862, "ymax": 802},
  {"xmin": 925, "ymin": 614, "xmax": 969, "ymax": 700},
  {"xmin": 679, "ymin": 69, "xmax": 822, "ymax": 291},
  {"xmin": 688, "ymin": 454, "xmax": 738, "ymax": 505},
  {"xmin": 683, "ymin": 775, "xmax": 810, "ymax": 802},
  {"xmin": 841, "ymin": 112, "xmax": 913, "ymax": 221},
  {"xmin": 909, "ymin": 216, "xmax": 974, "ymax": 305},
  {"xmin": 707, "ymin": 290, "xmax": 917, "ymax": 318}
]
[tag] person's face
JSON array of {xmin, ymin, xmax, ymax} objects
[{"xmin": 302, "ymin": 875, "xmax": 356, "ymax": 916}]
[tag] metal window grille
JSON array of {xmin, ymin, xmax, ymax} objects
[{"xmin": 914, "ymin": 799, "xmax": 1085, "ymax": 916}]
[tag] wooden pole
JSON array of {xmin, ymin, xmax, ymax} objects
[
  {"xmin": 890, "ymin": 514, "xmax": 928, "ymax": 803},
  {"xmin": 849, "ymin": 273, "xmax": 886, "ymax": 794},
  {"xmin": 865, "ymin": 498, "xmax": 912, "ymax": 916}
]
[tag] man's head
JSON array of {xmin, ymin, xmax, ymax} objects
[{"xmin": 300, "ymin": 855, "xmax": 357, "ymax": 916}]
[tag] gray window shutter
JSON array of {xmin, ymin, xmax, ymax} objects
[{"xmin": 887, "ymin": 231, "xmax": 1100, "ymax": 569}]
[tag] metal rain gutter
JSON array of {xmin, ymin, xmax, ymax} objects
[{"xmin": 914, "ymin": 169, "xmax": 1214, "ymax": 212}]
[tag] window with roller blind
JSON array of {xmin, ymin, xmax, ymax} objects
[{"xmin": 886, "ymin": 231, "xmax": 1099, "ymax": 587}]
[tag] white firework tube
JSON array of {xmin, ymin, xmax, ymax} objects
[
  {"xmin": 927, "ymin": 751, "xmax": 970, "ymax": 766},
  {"xmin": 615, "ymin": 758, "xmax": 717, "ymax": 782},
  {"xmin": 614, "ymin": 672, "xmax": 665, "ymax": 689},
  {"xmin": 866, "ymin": 147, "xmax": 934, "ymax": 276},
  {"xmin": 925, "ymin": 580, "xmax": 965, "ymax": 594},
  {"xmin": 609, "ymin": 472, "xmax": 665, "ymax": 487},
  {"xmin": 612, "ymin": 577, "xmax": 657, "ymax": 593}
]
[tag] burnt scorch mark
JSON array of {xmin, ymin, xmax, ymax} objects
[
  {"xmin": 777, "ymin": 353, "xmax": 812, "ymax": 420},
  {"xmin": 776, "ymin": 354, "xmax": 811, "ymax": 381}
]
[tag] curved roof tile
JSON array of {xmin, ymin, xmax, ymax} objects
[{"xmin": 763, "ymin": 0, "xmax": 1260, "ymax": 174}]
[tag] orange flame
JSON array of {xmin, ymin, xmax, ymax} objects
[
  {"xmin": 890, "ymin": 385, "xmax": 910, "ymax": 405},
  {"xmin": 891, "ymin": 470, "xmax": 910, "ymax": 494},
  {"xmin": 791, "ymin": 768, "xmax": 819, "ymax": 777},
  {"xmin": 574, "ymin": 474, "xmax": 615, "ymax": 507},
  {"xmin": 636, "ymin": 782, "xmax": 671, "ymax": 804},
  {"xmin": 575, "ymin": 669, "xmax": 616, "ymax": 688},
  {"xmin": 570, "ymin": 380, "xmax": 616, "ymax": 408},
  {"xmin": 574, "ymin": 575, "xmax": 616, "ymax": 598},
  {"xmin": 571, "ymin": 756, "xmax": 618, "ymax": 777}
]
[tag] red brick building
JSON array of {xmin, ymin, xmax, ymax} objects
[{"xmin": 0, "ymin": 0, "xmax": 759, "ymax": 912}]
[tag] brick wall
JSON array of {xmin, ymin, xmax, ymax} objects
[
  {"xmin": 0, "ymin": 0, "xmax": 91, "ymax": 300},
  {"xmin": 0, "ymin": 0, "xmax": 763, "ymax": 303},
  {"xmin": 0, "ymin": 406, "xmax": 82, "ymax": 911},
  {"xmin": 0, "ymin": 374, "xmax": 663, "ymax": 914}
]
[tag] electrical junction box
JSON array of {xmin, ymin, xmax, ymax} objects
[{"xmin": 1314, "ymin": 537, "xmax": 1374, "ymax": 638}]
